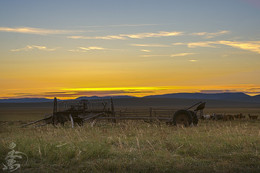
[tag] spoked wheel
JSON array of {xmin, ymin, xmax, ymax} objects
[{"xmin": 173, "ymin": 110, "xmax": 192, "ymax": 127}]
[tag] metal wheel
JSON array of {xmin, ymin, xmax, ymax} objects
[
  {"xmin": 188, "ymin": 110, "xmax": 199, "ymax": 126},
  {"xmin": 173, "ymin": 110, "xmax": 192, "ymax": 127}
]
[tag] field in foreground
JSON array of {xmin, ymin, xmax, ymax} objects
[{"xmin": 0, "ymin": 120, "xmax": 260, "ymax": 173}]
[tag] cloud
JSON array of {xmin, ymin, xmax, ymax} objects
[
  {"xmin": 12, "ymin": 86, "xmax": 169, "ymax": 98},
  {"xmin": 46, "ymin": 90, "xmax": 145, "ymax": 97},
  {"xmin": 13, "ymin": 91, "xmax": 142, "ymax": 98},
  {"xmin": 121, "ymin": 31, "xmax": 183, "ymax": 39},
  {"xmin": 140, "ymin": 49, "xmax": 151, "ymax": 52},
  {"xmin": 0, "ymin": 27, "xmax": 83, "ymax": 35},
  {"xmin": 68, "ymin": 35, "xmax": 126, "ymax": 40},
  {"xmin": 34, "ymin": 87, "xmax": 160, "ymax": 97},
  {"xmin": 200, "ymin": 87, "xmax": 260, "ymax": 95},
  {"xmin": 189, "ymin": 59, "xmax": 198, "ymax": 62},
  {"xmin": 79, "ymin": 46, "xmax": 105, "ymax": 50},
  {"xmin": 172, "ymin": 43, "xmax": 185, "ymax": 46},
  {"xmin": 217, "ymin": 41, "xmax": 260, "ymax": 54},
  {"xmin": 140, "ymin": 54, "xmax": 169, "ymax": 57},
  {"xmin": 187, "ymin": 42, "xmax": 218, "ymax": 48},
  {"xmin": 68, "ymin": 46, "xmax": 105, "ymax": 52},
  {"xmin": 173, "ymin": 40, "xmax": 260, "ymax": 54},
  {"xmin": 173, "ymin": 41, "xmax": 218, "ymax": 48},
  {"xmin": 78, "ymin": 23, "xmax": 159, "ymax": 28},
  {"xmin": 191, "ymin": 30, "xmax": 230, "ymax": 38},
  {"xmin": 62, "ymin": 86, "xmax": 164, "ymax": 91},
  {"xmin": 11, "ymin": 45, "xmax": 57, "ymax": 52},
  {"xmin": 131, "ymin": 44, "xmax": 170, "ymax": 47},
  {"xmin": 140, "ymin": 53, "xmax": 195, "ymax": 58},
  {"xmin": 68, "ymin": 31, "xmax": 183, "ymax": 40},
  {"xmin": 170, "ymin": 53, "xmax": 195, "ymax": 57}
]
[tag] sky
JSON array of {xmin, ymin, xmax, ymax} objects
[{"xmin": 0, "ymin": 0, "xmax": 260, "ymax": 99}]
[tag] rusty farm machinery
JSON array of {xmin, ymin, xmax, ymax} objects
[{"xmin": 22, "ymin": 97, "xmax": 206, "ymax": 128}]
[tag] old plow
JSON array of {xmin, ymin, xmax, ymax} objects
[
  {"xmin": 22, "ymin": 97, "xmax": 206, "ymax": 128},
  {"xmin": 21, "ymin": 97, "xmax": 115, "ymax": 128}
]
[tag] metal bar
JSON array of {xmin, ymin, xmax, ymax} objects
[
  {"xmin": 83, "ymin": 113, "xmax": 104, "ymax": 121},
  {"xmin": 69, "ymin": 114, "xmax": 74, "ymax": 128},
  {"xmin": 96, "ymin": 116, "xmax": 171, "ymax": 121},
  {"xmin": 186, "ymin": 101, "xmax": 202, "ymax": 110},
  {"xmin": 151, "ymin": 108, "xmax": 177, "ymax": 111},
  {"xmin": 21, "ymin": 116, "xmax": 52, "ymax": 128}
]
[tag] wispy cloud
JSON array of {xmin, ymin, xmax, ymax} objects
[
  {"xmin": 173, "ymin": 40, "xmax": 260, "ymax": 54},
  {"xmin": 140, "ymin": 54, "xmax": 169, "ymax": 57},
  {"xmin": 122, "ymin": 31, "xmax": 183, "ymax": 39},
  {"xmin": 78, "ymin": 23, "xmax": 159, "ymax": 28},
  {"xmin": 0, "ymin": 27, "xmax": 83, "ymax": 35},
  {"xmin": 12, "ymin": 87, "xmax": 162, "ymax": 98},
  {"xmin": 69, "ymin": 35, "xmax": 106, "ymax": 40},
  {"xmin": 140, "ymin": 49, "xmax": 151, "ymax": 52},
  {"xmin": 191, "ymin": 30, "xmax": 230, "ymax": 38},
  {"xmin": 79, "ymin": 46, "xmax": 105, "ymax": 50},
  {"xmin": 14, "ymin": 90, "xmax": 147, "ymax": 98},
  {"xmin": 11, "ymin": 45, "xmax": 58, "ymax": 52},
  {"xmin": 187, "ymin": 41, "xmax": 218, "ymax": 48},
  {"xmin": 173, "ymin": 41, "xmax": 218, "ymax": 48},
  {"xmin": 62, "ymin": 87, "xmax": 162, "ymax": 91},
  {"xmin": 68, "ymin": 35, "xmax": 126, "ymax": 40},
  {"xmin": 217, "ymin": 41, "xmax": 260, "ymax": 54},
  {"xmin": 68, "ymin": 46, "xmax": 105, "ymax": 52},
  {"xmin": 170, "ymin": 53, "xmax": 195, "ymax": 57},
  {"xmin": 68, "ymin": 31, "xmax": 183, "ymax": 40},
  {"xmin": 131, "ymin": 44, "xmax": 170, "ymax": 47},
  {"xmin": 141, "ymin": 53, "xmax": 195, "ymax": 58}
]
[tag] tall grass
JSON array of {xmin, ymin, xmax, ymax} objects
[{"xmin": 1, "ymin": 120, "xmax": 260, "ymax": 173}]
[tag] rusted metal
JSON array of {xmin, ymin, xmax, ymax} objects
[{"xmin": 21, "ymin": 98, "xmax": 206, "ymax": 128}]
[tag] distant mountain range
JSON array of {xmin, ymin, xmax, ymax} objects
[
  {"xmin": 0, "ymin": 98, "xmax": 53, "ymax": 103},
  {"xmin": 0, "ymin": 96, "xmax": 134, "ymax": 103},
  {"xmin": 0, "ymin": 92, "xmax": 260, "ymax": 103},
  {"xmin": 145, "ymin": 92, "xmax": 260, "ymax": 103}
]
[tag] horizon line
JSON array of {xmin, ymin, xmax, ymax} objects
[{"xmin": 0, "ymin": 91, "xmax": 258, "ymax": 100}]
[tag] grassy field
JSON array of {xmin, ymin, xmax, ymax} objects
[
  {"xmin": 1, "ymin": 120, "xmax": 260, "ymax": 173},
  {"xmin": 1, "ymin": 100, "xmax": 260, "ymax": 172}
]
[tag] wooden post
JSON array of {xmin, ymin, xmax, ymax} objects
[
  {"xmin": 52, "ymin": 97, "xmax": 58, "ymax": 125},
  {"xmin": 53, "ymin": 97, "xmax": 57, "ymax": 114},
  {"xmin": 69, "ymin": 114, "xmax": 74, "ymax": 128}
]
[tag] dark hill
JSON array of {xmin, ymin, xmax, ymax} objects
[{"xmin": 144, "ymin": 92, "xmax": 260, "ymax": 103}]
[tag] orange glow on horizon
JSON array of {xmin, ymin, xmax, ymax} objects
[{"xmin": 1, "ymin": 84, "xmax": 259, "ymax": 99}]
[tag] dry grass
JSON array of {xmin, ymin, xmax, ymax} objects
[{"xmin": 1, "ymin": 120, "xmax": 260, "ymax": 173}]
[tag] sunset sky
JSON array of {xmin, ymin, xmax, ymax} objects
[{"xmin": 0, "ymin": 0, "xmax": 260, "ymax": 99}]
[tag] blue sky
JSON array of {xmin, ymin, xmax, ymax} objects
[
  {"xmin": 0, "ymin": 0, "xmax": 259, "ymax": 31},
  {"xmin": 0, "ymin": 0, "xmax": 260, "ymax": 98}
]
